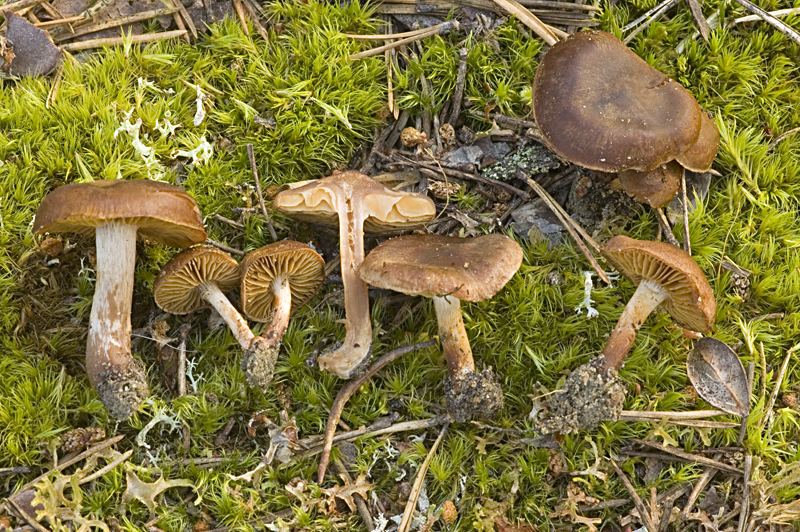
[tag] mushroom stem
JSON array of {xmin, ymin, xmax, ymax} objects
[
  {"xmin": 264, "ymin": 276, "xmax": 292, "ymax": 346},
  {"xmin": 317, "ymin": 206, "xmax": 373, "ymax": 378},
  {"xmin": 86, "ymin": 221, "xmax": 148, "ymax": 419},
  {"xmin": 601, "ymin": 278, "xmax": 668, "ymax": 372},
  {"xmin": 198, "ymin": 281, "xmax": 256, "ymax": 350},
  {"xmin": 433, "ymin": 295, "xmax": 475, "ymax": 380}
]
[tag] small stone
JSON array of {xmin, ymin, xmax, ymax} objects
[
  {"xmin": 447, "ymin": 145, "xmax": 484, "ymax": 165},
  {"xmin": 401, "ymin": 127, "xmax": 427, "ymax": 147},
  {"xmin": 509, "ymin": 199, "xmax": 566, "ymax": 246}
]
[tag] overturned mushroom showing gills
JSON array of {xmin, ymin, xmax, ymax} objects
[
  {"xmin": 358, "ymin": 233, "xmax": 523, "ymax": 421},
  {"xmin": 154, "ymin": 246, "xmax": 274, "ymax": 389},
  {"xmin": 532, "ymin": 30, "xmax": 719, "ymax": 208},
  {"xmin": 240, "ymin": 241, "xmax": 325, "ymax": 386},
  {"xmin": 33, "ymin": 180, "xmax": 206, "ymax": 419},
  {"xmin": 538, "ymin": 235, "xmax": 716, "ymax": 434},
  {"xmin": 274, "ymin": 171, "xmax": 435, "ymax": 379}
]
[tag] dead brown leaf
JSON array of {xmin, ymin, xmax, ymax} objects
[{"xmin": 320, "ymin": 474, "xmax": 373, "ymax": 515}]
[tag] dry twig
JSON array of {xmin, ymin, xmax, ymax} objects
[{"xmin": 247, "ymin": 143, "xmax": 278, "ymax": 241}]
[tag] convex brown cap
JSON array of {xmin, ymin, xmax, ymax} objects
[
  {"xmin": 33, "ymin": 179, "xmax": 207, "ymax": 248},
  {"xmin": 274, "ymin": 170, "xmax": 436, "ymax": 233},
  {"xmin": 600, "ymin": 235, "xmax": 715, "ymax": 333},
  {"xmin": 154, "ymin": 246, "xmax": 240, "ymax": 314},
  {"xmin": 358, "ymin": 233, "xmax": 523, "ymax": 301},
  {"xmin": 241, "ymin": 241, "xmax": 325, "ymax": 322},
  {"xmin": 533, "ymin": 31, "xmax": 712, "ymax": 174}
]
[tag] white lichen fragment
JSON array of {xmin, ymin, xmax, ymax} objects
[
  {"xmin": 171, "ymin": 136, "xmax": 213, "ymax": 166},
  {"xmin": 193, "ymin": 84, "xmax": 206, "ymax": 126},
  {"xmin": 575, "ymin": 271, "xmax": 599, "ymax": 318},
  {"xmin": 113, "ymin": 109, "xmax": 159, "ymax": 170},
  {"xmin": 155, "ymin": 118, "xmax": 180, "ymax": 139},
  {"xmin": 136, "ymin": 403, "xmax": 182, "ymax": 450}
]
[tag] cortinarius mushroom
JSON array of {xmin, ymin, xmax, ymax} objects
[
  {"xmin": 538, "ymin": 235, "xmax": 716, "ymax": 434},
  {"xmin": 532, "ymin": 30, "xmax": 719, "ymax": 207},
  {"xmin": 358, "ymin": 233, "xmax": 523, "ymax": 421},
  {"xmin": 240, "ymin": 241, "xmax": 325, "ymax": 385},
  {"xmin": 153, "ymin": 245, "xmax": 278, "ymax": 390},
  {"xmin": 274, "ymin": 170, "xmax": 435, "ymax": 379},
  {"xmin": 33, "ymin": 180, "xmax": 206, "ymax": 419}
]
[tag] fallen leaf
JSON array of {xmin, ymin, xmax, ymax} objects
[
  {"xmin": 687, "ymin": 337, "xmax": 750, "ymax": 416},
  {"xmin": 3, "ymin": 12, "xmax": 61, "ymax": 77},
  {"xmin": 320, "ymin": 474, "xmax": 372, "ymax": 514}
]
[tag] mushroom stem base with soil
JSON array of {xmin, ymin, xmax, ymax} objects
[
  {"xmin": 601, "ymin": 277, "xmax": 668, "ymax": 372},
  {"xmin": 88, "ymin": 221, "xmax": 148, "ymax": 420},
  {"xmin": 243, "ymin": 277, "xmax": 293, "ymax": 390},
  {"xmin": 433, "ymin": 295, "xmax": 503, "ymax": 422},
  {"xmin": 198, "ymin": 282, "xmax": 278, "ymax": 389}
]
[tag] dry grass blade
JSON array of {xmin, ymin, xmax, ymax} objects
[
  {"xmin": 730, "ymin": 0, "xmax": 800, "ymax": 46},
  {"xmin": 681, "ymin": 168, "xmax": 691, "ymax": 254},
  {"xmin": 682, "ymin": 454, "xmax": 721, "ymax": 517},
  {"xmin": 734, "ymin": 7, "xmax": 800, "ymax": 24},
  {"xmin": 491, "ymin": 0, "xmax": 559, "ymax": 44},
  {"xmin": 620, "ymin": 409, "xmax": 729, "ymax": 419},
  {"xmin": 345, "ymin": 24, "xmax": 443, "ymax": 40},
  {"xmin": 398, "ymin": 423, "xmax": 449, "ymax": 532},
  {"xmin": 34, "ymin": 15, "xmax": 82, "ymax": 27},
  {"xmin": 247, "ymin": 143, "xmax": 278, "ymax": 241},
  {"xmin": 61, "ymin": 30, "xmax": 188, "ymax": 51},
  {"xmin": 204, "ymin": 239, "xmax": 244, "ymax": 256},
  {"xmin": 762, "ymin": 350, "xmax": 792, "ymax": 430},
  {"xmin": 1, "ymin": 0, "xmax": 44, "ymax": 14},
  {"xmin": 232, "ymin": 0, "xmax": 249, "ymax": 36},
  {"xmin": 624, "ymin": 0, "xmax": 680, "ymax": 43},
  {"xmin": 350, "ymin": 21, "xmax": 459, "ymax": 60},
  {"xmin": 52, "ymin": 7, "xmax": 178, "ymax": 42},
  {"xmin": 317, "ymin": 339, "xmax": 436, "ymax": 483},
  {"xmin": 631, "ymin": 439, "xmax": 744, "ymax": 475},
  {"xmin": 609, "ymin": 458, "xmax": 657, "ymax": 532}
]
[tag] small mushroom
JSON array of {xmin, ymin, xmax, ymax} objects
[
  {"xmin": 538, "ymin": 235, "xmax": 716, "ymax": 434},
  {"xmin": 358, "ymin": 233, "xmax": 523, "ymax": 421},
  {"xmin": 33, "ymin": 180, "xmax": 207, "ymax": 419},
  {"xmin": 532, "ymin": 30, "xmax": 719, "ymax": 208},
  {"xmin": 274, "ymin": 170, "xmax": 435, "ymax": 379},
  {"xmin": 153, "ymin": 246, "xmax": 276, "ymax": 389},
  {"xmin": 240, "ymin": 241, "xmax": 325, "ymax": 386}
]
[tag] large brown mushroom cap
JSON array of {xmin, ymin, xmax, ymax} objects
[
  {"xmin": 274, "ymin": 170, "xmax": 436, "ymax": 233},
  {"xmin": 358, "ymin": 234, "xmax": 523, "ymax": 302},
  {"xmin": 240, "ymin": 241, "xmax": 326, "ymax": 322},
  {"xmin": 600, "ymin": 235, "xmax": 715, "ymax": 333},
  {"xmin": 33, "ymin": 179, "xmax": 207, "ymax": 248},
  {"xmin": 675, "ymin": 110, "xmax": 720, "ymax": 173},
  {"xmin": 154, "ymin": 246, "xmax": 240, "ymax": 314},
  {"xmin": 533, "ymin": 30, "xmax": 703, "ymax": 174}
]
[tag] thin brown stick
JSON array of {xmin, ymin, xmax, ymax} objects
[
  {"xmin": 61, "ymin": 30, "xmax": 187, "ymax": 51},
  {"xmin": 34, "ymin": 15, "xmax": 83, "ymax": 26},
  {"xmin": 682, "ymin": 455, "xmax": 720, "ymax": 517},
  {"xmin": 52, "ymin": 8, "xmax": 176, "ymax": 41},
  {"xmin": 1, "ymin": 0, "xmax": 44, "ymax": 13},
  {"xmin": 763, "ymin": 350, "xmax": 792, "ymax": 430},
  {"xmin": 240, "ymin": 0, "xmax": 269, "ymax": 42},
  {"xmin": 393, "ymin": 157, "xmax": 528, "ymax": 198},
  {"xmin": 350, "ymin": 21, "xmax": 459, "ymax": 60},
  {"xmin": 204, "ymin": 239, "xmax": 245, "ymax": 256},
  {"xmin": 345, "ymin": 24, "xmax": 443, "ymax": 40},
  {"xmin": 525, "ymin": 176, "xmax": 611, "ymax": 284},
  {"xmin": 738, "ymin": 361, "xmax": 754, "ymax": 446},
  {"xmin": 449, "ymin": 47, "xmax": 468, "ymax": 125},
  {"xmin": 681, "ymin": 168, "xmax": 691, "ymax": 254},
  {"xmin": 170, "ymin": 0, "xmax": 197, "ymax": 39},
  {"xmin": 620, "ymin": 409, "xmax": 728, "ymax": 419},
  {"xmin": 8, "ymin": 497, "xmax": 51, "ymax": 532},
  {"xmin": 232, "ymin": 0, "xmax": 249, "ymax": 35},
  {"xmin": 631, "ymin": 439, "xmax": 743, "ymax": 475},
  {"xmin": 177, "ymin": 322, "xmax": 191, "ymax": 397},
  {"xmin": 213, "ymin": 213, "xmax": 245, "ymax": 229},
  {"xmin": 491, "ymin": 0, "xmax": 558, "ymax": 44},
  {"xmin": 730, "ymin": 0, "xmax": 800, "ymax": 46},
  {"xmin": 317, "ymin": 339, "xmax": 437, "ymax": 483},
  {"xmin": 246, "ymin": 144, "xmax": 278, "ymax": 241},
  {"xmin": 617, "ymin": 415, "xmax": 738, "ymax": 429},
  {"xmin": 398, "ymin": 424, "xmax": 449, "ymax": 532},
  {"xmin": 333, "ymin": 458, "xmax": 374, "ymax": 530},
  {"xmin": 609, "ymin": 458, "xmax": 657, "ymax": 532},
  {"xmin": 654, "ymin": 207, "xmax": 681, "ymax": 248},
  {"xmin": 737, "ymin": 455, "xmax": 752, "ymax": 532},
  {"xmin": 768, "ymin": 126, "xmax": 800, "ymax": 149}
]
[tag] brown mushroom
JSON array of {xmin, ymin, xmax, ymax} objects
[
  {"xmin": 274, "ymin": 170, "xmax": 435, "ymax": 379},
  {"xmin": 33, "ymin": 180, "xmax": 207, "ymax": 419},
  {"xmin": 153, "ymin": 246, "xmax": 282, "ymax": 390},
  {"xmin": 599, "ymin": 235, "xmax": 716, "ymax": 371},
  {"xmin": 532, "ymin": 30, "xmax": 719, "ymax": 207},
  {"xmin": 358, "ymin": 233, "xmax": 523, "ymax": 421},
  {"xmin": 240, "ymin": 241, "xmax": 325, "ymax": 386},
  {"xmin": 538, "ymin": 235, "xmax": 716, "ymax": 434}
]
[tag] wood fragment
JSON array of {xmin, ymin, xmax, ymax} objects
[
  {"xmin": 247, "ymin": 143, "xmax": 278, "ymax": 241},
  {"xmin": 7, "ymin": 497, "xmax": 50, "ymax": 532},
  {"xmin": 730, "ymin": 0, "xmax": 800, "ymax": 46},
  {"xmin": 239, "ymin": 0, "xmax": 269, "ymax": 42},
  {"xmin": 213, "ymin": 213, "xmax": 245, "ymax": 229},
  {"xmin": 60, "ymin": 29, "xmax": 188, "ymax": 51},
  {"xmin": 168, "ymin": 0, "xmax": 196, "ymax": 40},
  {"xmin": 609, "ymin": 458, "xmax": 657, "ymax": 532},
  {"xmin": 631, "ymin": 439, "xmax": 744, "ymax": 475}
]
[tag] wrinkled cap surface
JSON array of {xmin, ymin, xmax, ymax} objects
[
  {"xmin": 274, "ymin": 170, "xmax": 436, "ymax": 234},
  {"xmin": 675, "ymin": 110, "xmax": 720, "ymax": 173},
  {"xmin": 33, "ymin": 180, "xmax": 207, "ymax": 248},
  {"xmin": 600, "ymin": 235, "xmax": 715, "ymax": 333},
  {"xmin": 154, "ymin": 246, "xmax": 240, "ymax": 314},
  {"xmin": 618, "ymin": 160, "xmax": 682, "ymax": 209},
  {"xmin": 240, "ymin": 240, "xmax": 326, "ymax": 322},
  {"xmin": 358, "ymin": 234, "xmax": 523, "ymax": 302},
  {"xmin": 533, "ymin": 30, "xmax": 702, "ymax": 173}
]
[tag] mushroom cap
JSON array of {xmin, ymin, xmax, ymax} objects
[
  {"xmin": 154, "ymin": 246, "xmax": 240, "ymax": 314},
  {"xmin": 274, "ymin": 170, "xmax": 436, "ymax": 234},
  {"xmin": 532, "ymin": 30, "xmax": 703, "ymax": 173},
  {"xmin": 675, "ymin": 109, "xmax": 720, "ymax": 173},
  {"xmin": 600, "ymin": 235, "xmax": 715, "ymax": 333},
  {"xmin": 358, "ymin": 234, "xmax": 523, "ymax": 302},
  {"xmin": 33, "ymin": 180, "xmax": 207, "ymax": 248},
  {"xmin": 240, "ymin": 240, "xmax": 326, "ymax": 322},
  {"xmin": 618, "ymin": 161, "xmax": 682, "ymax": 209}
]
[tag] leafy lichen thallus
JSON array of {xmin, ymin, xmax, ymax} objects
[
  {"xmin": 538, "ymin": 235, "xmax": 716, "ymax": 434},
  {"xmin": 274, "ymin": 170, "xmax": 435, "ymax": 379},
  {"xmin": 33, "ymin": 180, "xmax": 207, "ymax": 419},
  {"xmin": 359, "ymin": 233, "xmax": 524, "ymax": 421}
]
